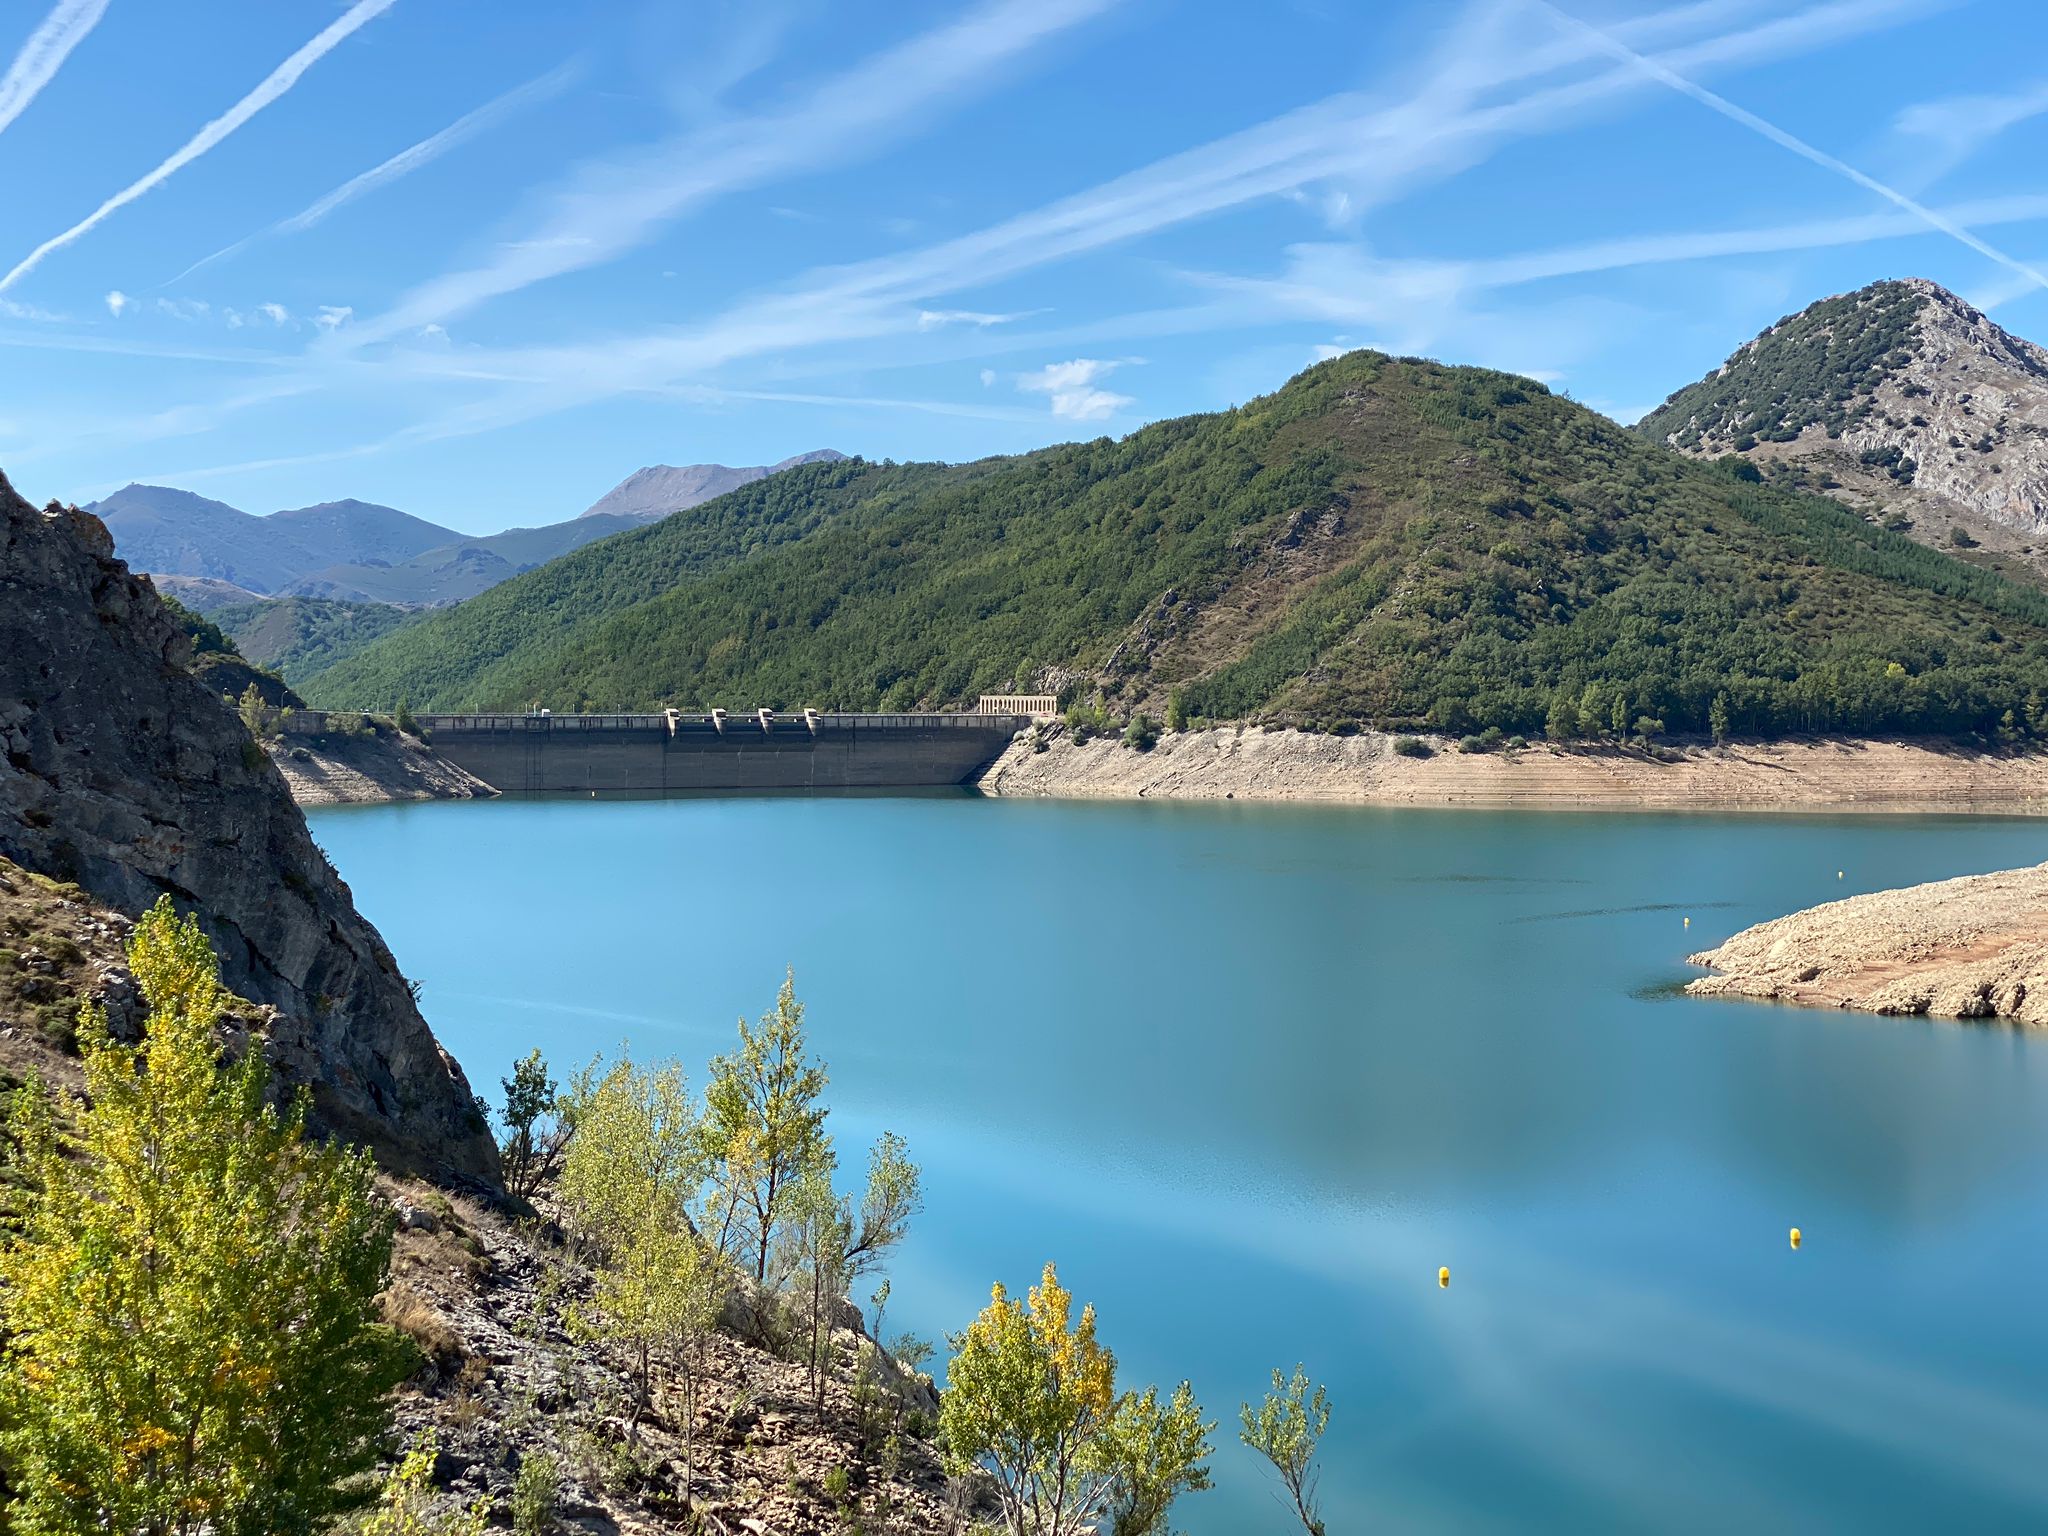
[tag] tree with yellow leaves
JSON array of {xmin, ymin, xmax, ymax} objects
[
  {"xmin": 941, "ymin": 1263, "xmax": 1212, "ymax": 1536},
  {"xmin": 0, "ymin": 897, "xmax": 404, "ymax": 1535}
]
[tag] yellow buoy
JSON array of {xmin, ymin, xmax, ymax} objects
[
  {"xmin": 1837, "ymin": 871, "xmax": 1844, "ymax": 880},
  {"xmin": 1683, "ymin": 915, "xmax": 1691, "ymax": 928},
  {"xmin": 1438, "ymin": 1266, "xmax": 1451, "ymax": 1288},
  {"xmin": 1789, "ymin": 1227, "xmax": 1802, "ymax": 1250}
]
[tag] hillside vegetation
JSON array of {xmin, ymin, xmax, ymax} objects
[
  {"xmin": 1639, "ymin": 281, "xmax": 1927, "ymax": 452},
  {"xmin": 306, "ymin": 351, "xmax": 2048, "ymax": 741},
  {"xmin": 213, "ymin": 596, "xmax": 422, "ymax": 684}
]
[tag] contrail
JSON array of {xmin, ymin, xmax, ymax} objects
[
  {"xmin": 0, "ymin": 0, "xmax": 399, "ymax": 293},
  {"xmin": 0, "ymin": 0, "xmax": 111, "ymax": 137},
  {"xmin": 1532, "ymin": 0, "xmax": 2048, "ymax": 297},
  {"xmin": 165, "ymin": 59, "xmax": 580, "ymax": 288}
]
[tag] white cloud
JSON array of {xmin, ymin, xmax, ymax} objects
[
  {"xmin": 167, "ymin": 61, "xmax": 579, "ymax": 287},
  {"xmin": 342, "ymin": 0, "xmax": 1121, "ymax": 346},
  {"xmin": 1017, "ymin": 358, "xmax": 1134, "ymax": 420},
  {"xmin": 103, "ymin": 289, "xmax": 130, "ymax": 317},
  {"xmin": 153, "ymin": 297, "xmax": 210, "ymax": 321},
  {"xmin": 109, "ymin": 0, "xmax": 1945, "ymax": 476},
  {"xmin": 258, "ymin": 302, "xmax": 291, "ymax": 326},
  {"xmin": 979, "ymin": 367, "xmax": 997, "ymax": 386},
  {"xmin": 1895, "ymin": 80, "xmax": 2048, "ymax": 188},
  {"xmin": 314, "ymin": 306, "xmax": 354, "ymax": 332},
  {"xmin": 0, "ymin": 0, "xmax": 399, "ymax": 293},
  {"xmin": 1311, "ymin": 342, "xmax": 1351, "ymax": 362},
  {"xmin": 917, "ymin": 308, "xmax": 1028, "ymax": 330},
  {"xmin": 224, "ymin": 308, "xmax": 244, "ymax": 329},
  {"xmin": 0, "ymin": 0, "xmax": 110, "ymax": 139}
]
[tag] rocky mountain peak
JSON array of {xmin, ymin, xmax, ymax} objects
[{"xmin": 1640, "ymin": 277, "xmax": 2048, "ymax": 541}]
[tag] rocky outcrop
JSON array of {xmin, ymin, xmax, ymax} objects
[
  {"xmin": 1645, "ymin": 278, "xmax": 2048, "ymax": 555},
  {"xmin": 0, "ymin": 470, "xmax": 497, "ymax": 1181},
  {"xmin": 977, "ymin": 724, "xmax": 2048, "ymax": 808},
  {"xmin": 1687, "ymin": 862, "xmax": 2048, "ymax": 1024}
]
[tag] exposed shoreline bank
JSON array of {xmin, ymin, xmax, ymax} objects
[
  {"xmin": 269, "ymin": 729, "xmax": 494, "ymax": 808},
  {"xmin": 975, "ymin": 726, "xmax": 2048, "ymax": 812},
  {"xmin": 1687, "ymin": 862, "xmax": 2048, "ymax": 1025}
]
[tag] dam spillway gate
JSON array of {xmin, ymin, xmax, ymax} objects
[{"xmin": 315, "ymin": 710, "xmax": 1031, "ymax": 794}]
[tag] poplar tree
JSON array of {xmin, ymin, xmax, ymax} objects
[
  {"xmin": 942, "ymin": 1263, "xmax": 1120, "ymax": 1536},
  {"xmin": 1098, "ymin": 1382, "xmax": 1215, "ymax": 1536},
  {"xmin": 700, "ymin": 972, "xmax": 831, "ymax": 1281},
  {"xmin": 1240, "ymin": 1364, "xmax": 1332, "ymax": 1536},
  {"xmin": 0, "ymin": 897, "xmax": 401, "ymax": 1535},
  {"xmin": 498, "ymin": 1048, "xmax": 571, "ymax": 1200},
  {"xmin": 942, "ymin": 1264, "xmax": 1214, "ymax": 1536},
  {"xmin": 555, "ymin": 1054, "xmax": 727, "ymax": 1492}
]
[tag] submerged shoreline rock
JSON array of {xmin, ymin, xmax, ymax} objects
[
  {"xmin": 0, "ymin": 472, "xmax": 497, "ymax": 1180},
  {"xmin": 1686, "ymin": 862, "xmax": 2048, "ymax": 1025}
]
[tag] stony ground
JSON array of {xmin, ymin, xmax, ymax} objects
[
  {"xmin": 269, "ymin": 722, "xmax": 495, "ymax": 807},
  {"xmin": 1687, "ymin": 861, "xmax": 2048, "ymax": 1024},
  {"xmin": 978, "ymin": 724, "xmax": 2048, "ymax": 810},
  {"xmin": 377, "ymin": 1184, "xmax": 975, "ymax": 1534}
]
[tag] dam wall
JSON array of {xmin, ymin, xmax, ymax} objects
[{"xmin": 297, "ymin": 711, "xmax": 1026, "ymax": 793}]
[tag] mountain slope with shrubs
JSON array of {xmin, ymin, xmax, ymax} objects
[
  {"xmin": 1640, "ymin": 278, "xmax": 2048, "ymax": 575},
  {"xmin": 307, "ymin": 349, "xmax": 2048, "ymax": 742}
]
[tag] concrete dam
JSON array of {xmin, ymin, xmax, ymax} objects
[{"xmin": 368, "ymin": 709, "xmax": 1030, "ymax": 794}]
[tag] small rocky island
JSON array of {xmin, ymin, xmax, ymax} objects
[{"xmin": 1688, "ymin": 863, "xmax": 2048, "ymax": 1025}]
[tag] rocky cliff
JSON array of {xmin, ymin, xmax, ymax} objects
[
  {"xmin": 0, "ymin": 470, "xmax": 497, "ymax": 1181},
  {"xmin": 1642, "ymin": 278, "xmax": 2048, "ymax": 564}
]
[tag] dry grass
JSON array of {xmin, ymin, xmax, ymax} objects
[{"xmin": 379, "ymin": 1282, "xmax": 464, "ymax": 1368}]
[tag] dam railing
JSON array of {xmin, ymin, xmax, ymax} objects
[{"xmin": 291, "ymin": 709, "xmax": 1029, "ymax": 733}]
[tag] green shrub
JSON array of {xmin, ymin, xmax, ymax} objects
[
  {"xmin": 1391, "ymin": 736, "xmax": 1431, "ymax": 758},
  {"xmin": 511, "ymin": 1452, "xmax": 560, "ymax": 1535},
  {"xmin": 1122, "ymin": 714, "xmax": 1160, "ymax": 751}
]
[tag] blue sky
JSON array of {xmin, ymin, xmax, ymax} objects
[{"xmin": 3, "ymin": 0, "xmax": 2048, "ymax": 534}]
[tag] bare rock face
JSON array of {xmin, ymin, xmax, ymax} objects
[
  {"xmin": 1642, "ymin": 277, "xmax": 2048, "ymax": 544},
  {"xmin": 0, "ymin": 469, "xmax": 497, "ymax": 1182}
]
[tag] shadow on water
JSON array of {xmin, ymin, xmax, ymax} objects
[{"xmin": 1508, "ymin": 900, "xmax": 1742, "ymax": 924}]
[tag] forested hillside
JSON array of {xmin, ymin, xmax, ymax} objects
[
  {"xmin": 213, "ymin": 596, "xmax": 422, "ymax": 684},
  {"xmin": 306, "ymin": 351, "xmax": 2048, "ymax": 741}
]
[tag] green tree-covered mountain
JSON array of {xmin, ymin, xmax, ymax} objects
[
  {"xmin": 212, "ymin": 596, "xmax": 423, "ymax": 685},
  {"xmin": 303, "ymin": 350, "xmax": 2048, "ymax": 741}
]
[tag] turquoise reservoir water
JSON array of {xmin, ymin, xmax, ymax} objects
[{"xmin": 310, "ymin": 795, "xmax": 2048, "ymax": 1532}]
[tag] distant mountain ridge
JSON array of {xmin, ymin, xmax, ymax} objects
[
  {"xmin": 1639, "ymin": 278, "xmax": 2048, "ymax": 565},
  {"xmin": 90, "ymin": 448, "xmax": 847, "ymax": 608},
  {"xmin": 89, "ymin": 484, "xmax": 460, "ymax": 595},
  {"xmin": 580, "ymin": 450, "xmax": 847, "ymax": 519}
]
